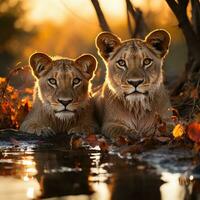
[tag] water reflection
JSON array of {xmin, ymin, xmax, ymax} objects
[
  {"xmin": 160, "ymin": 172, "xmax": 195, "ymax": 200},
  {"xmin": 0, "ymin": 145, "xmax": 200, "ymax": 200},
  {"xmin": 0, "ymin": 149, "xmax": 41, "ymax": 200},
  {"xmin": 89, "ymin": 151, "xmax": 112, "ymax": 200},
  {"xmin": 111, "ymin": 170, "xmax": 162, "ymax": 200}
]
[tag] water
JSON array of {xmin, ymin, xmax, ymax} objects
[{"xmin": 0, "ymin": 131, "xmax": 199, "ymax": 200}]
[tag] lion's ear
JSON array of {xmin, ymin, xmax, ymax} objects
[
  {"xmin": 29, "ymin": 52, "xmax": 52, "ymax": 78},
  {"xmin": 75, "ymin": 54, "xmax": 97, "ymax": 80},
  {"xmin": 145, "ymin": 29, "xmax": 171, "ymax": 58},
  {"xmin": 95, "ymin": 32, "xmax": 121, "ymax": 60}
]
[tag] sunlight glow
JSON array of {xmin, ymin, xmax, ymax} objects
[
  {"xmin": 0, "ymin": 177, "xmax": 41, "ymax": 200},
  {"xmin": 92, "ymin": 182, "xmax": 111, "ymax": 200},
  {"xmin": 26, "ymin": 167, "xmax": 37, "ymax": 175},
  {"xmin": 23, "ymin": 175, "xmax": 30, "ymax": 182},
  {"xmin": 27, "ymin": 0, "xmax": 164, "ymax": 24},
  {"xmin": 26, "ymin": 187, "xmax": 34, "ymax": 199},
  {"xmin": 160, "ymin": 172, "xmax": 189, "ymax": 200},
  {"xmin": 19, "ymin": 156, "xmax": 38, "ymax": 177},
  {"xmin": 21, "ymin": 160, "xmax": 34, "ymax": 166}
]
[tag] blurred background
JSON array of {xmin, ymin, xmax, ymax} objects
[{"xmin": 0, "ymin": 0, "xmax": 187, "ymax": 87}]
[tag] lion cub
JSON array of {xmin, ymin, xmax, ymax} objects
[
  {"xmin": 20, "ymin": 53, "xmax": 97, "ymax": 136},
  {"xmin": 95, "ymin": 29, "xmax": 172, "ymax": 140}
]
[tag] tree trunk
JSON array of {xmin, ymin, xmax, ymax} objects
[{"xmin": 166, "ymin": 0, "xmax": 200, "ymax": 96}]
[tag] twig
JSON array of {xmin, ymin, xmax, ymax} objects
[
  {"xmin": 166, "ymin": 0, "xmax": 200, "ymax": 68},
  {"xmin": 126, "ymin": 1, "xmax": 134, "ymax": 37},
  {"xmin": 91, "ymin": 0, "xmax": 111, "ymax": 32}
]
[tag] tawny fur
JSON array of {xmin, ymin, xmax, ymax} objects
[
  {"xmin": 94, "ymin": 29, "xmax": 172, "ymax": 139},
  {"xmin": 20, "ymin": 53, "xmax": 98, "ymax": 136}
]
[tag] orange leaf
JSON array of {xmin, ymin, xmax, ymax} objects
[
  {"xmin": 172, "ymin": 124, "xmax": 185, "ymax": 138},
  {"xmin": 98, "ymin": 138, "xmax": 109, "ymax": 152},
  {"xmin": 0, "ymin": 77, "xmax": 6, "ymax": 84},
  {"xmin": 187, "ymin": 122, "xmax": 200, "ymax": 143},
  {"xmin": 158, "ymin": 122, "xmax": 167, "ymax": 133}
]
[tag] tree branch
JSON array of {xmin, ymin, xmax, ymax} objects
[
  {"xmin": 166, "ymin": 0, "xmax": 200, "ymax": 68},
  {"xmin": 125, "ymin": 0, "xmax": 148, "ymax": 38},
  {"xmin": 91, "ymin": 0, "xmax": 111, "ymax": 32},
  {"xmin": 166, "ymin": 0, "xmax": 178, "ymax": 13},
  {"xmin": 126, "ymin": 3, "xmax": 134, "ymax": 37},
  {"xmin": 166, "ymin": 0, "xmax": 200, "ymax": 96},
  {"xmin": 191, "ymin": 0, "xmax": 200, "ymax": 38}
]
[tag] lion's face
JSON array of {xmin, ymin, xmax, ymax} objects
[
  {"xmin": 30, "ymin": 53, "xmax": 96, "ymax": 119},
  {"xmin": 96, "ymin": 29, "xmax": 171, "ymax": 103}
]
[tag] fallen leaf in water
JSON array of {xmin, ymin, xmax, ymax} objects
[
  {"xmin": 187, "ymin": 122, "xmax": 200, "ymax": 143},
  {"xmin": 172, "ymin": 124, "xmax": 185, "ymax": 138}
]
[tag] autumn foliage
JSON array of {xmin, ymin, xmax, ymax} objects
[
  {"xmin": 0, "ymin": 77, "xmax": 32, "ymax": 129},
  {"xmin": 187, "ymin": 122, "xmax": 200, "ymax": 143}
]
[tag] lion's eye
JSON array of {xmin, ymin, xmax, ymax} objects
[
  {"xmin": 117, "ymin": 59, "xmax": 127, "ymax": 70},
  {"xmin": 73, "ymin": 78, "xmax": 81, "ymax": 87},
  {"xmin": 48, "ymin": 78, "xmax": 57, "ymax": 86},
  {"xmin": 143, "ymin": 58, "xmax": 153, "ymax": 67},
  {"xmin": 117, "ymin": 59, "xmax": 126, "ymax": 66}
]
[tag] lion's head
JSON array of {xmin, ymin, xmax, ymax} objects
[
  {"xmin": 96, "ymin": 29, "xmax": 171, "ymax": 105},
  {"xmin": 30, "ymin": 53, "xmax": 97, "ymax": 119}
]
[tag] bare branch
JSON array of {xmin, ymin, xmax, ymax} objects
[
  {"xmin": 125, "ymin": 0, "xmax": 148, "ymax": 38},
  {"xmin": 126, "ymin": 1, "xmax": 134, "ymax": 37},
  {"xmin": 166, "ymin": 0, "xmax": 178, "ymax": 13},
  {"xmin": 165, "ymin": 0, "xmax": 200, "ymax": 61},
  {"xmin": 91, "ymin": 0, "xmax": 111, "ymax": 32},
  {"xmin": 191, "ymin": 0, "xmax": 200, "ymax": 37}
]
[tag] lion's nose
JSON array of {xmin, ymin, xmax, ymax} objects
[
  {"xmin": 127, "ymin": 79, "xmax": 144, "ymax": 87},
  {"xmin": 58, "ymin": 98, "xmax": 73, "ymax": 107}
]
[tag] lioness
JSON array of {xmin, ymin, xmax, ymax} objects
[
  {"xmin": 95, "ymin": 29, "xmax": 172, "ymax": 140},
  {"xmin": 20, "ymin": 53, "xmax": 97, "ymax": 136}
]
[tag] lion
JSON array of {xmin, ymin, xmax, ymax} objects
[
  {"xmin": 20, "ymin": 52, "xmax": 98, "ymax": 136},
  {"xmin": 94, "ymin": 29, "xmax": 172, "ymax": 140}
]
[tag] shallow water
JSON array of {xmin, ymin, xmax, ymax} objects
[{"xmin": 0, "ymin": 130, "xmax": 200, "ymax": 200}]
